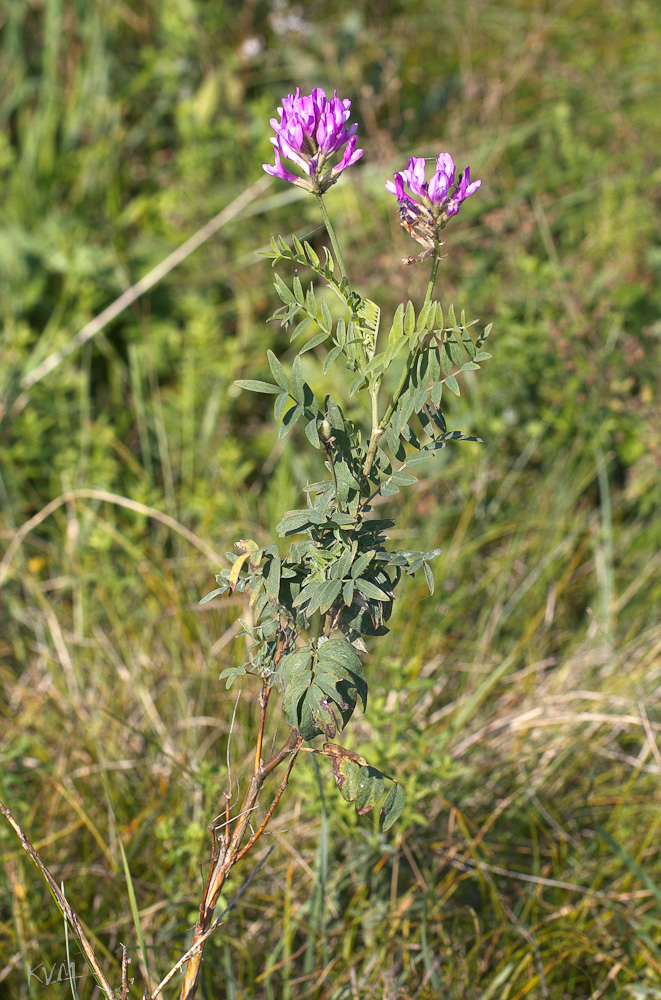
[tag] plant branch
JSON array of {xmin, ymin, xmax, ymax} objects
[
  {"xmin": 362, "ymin": 252, "xmax": 442, "ymax": 486},
  {"xmin": 235, "ymin": 738, "xmax": 302, "ymax": 864},
  {"xmin": 150, "ymin": 847, "xmax": 275, "ymax": 1000}
]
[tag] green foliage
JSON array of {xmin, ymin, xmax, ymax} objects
[
  {"xmin": 279, "ymin": 638, "xmax": 366, "ymax": 740},
  {"xmin": 221, "ymin": 242, "xmax": 489, "ymax": 742}
]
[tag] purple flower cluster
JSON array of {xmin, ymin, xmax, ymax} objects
[
  {"xmin": 263, "ymin": 87, "xmax": 364, "ymax": 195},
  {"xmin": 386, "ymin": 154, "xmax": 481, "ymax": 217},
  {"xmin": 386, "ymin": 154, "xmax": 481, "ymax": 259}
]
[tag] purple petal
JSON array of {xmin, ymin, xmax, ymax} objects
[
  {"xmin": 462, "ymin": 166, "xmax": 481, "ymax": 196},
  {"xmin": 311, "ymin": 87, "xmax": 327, "ymax": 113},
  {"xmin": 276, "ymin": 134, "xmax": 308, "ymax": 172},
  {"xmin": 388, "ymin": 173, "xmax": 406, "ymax": 200},
  {"xmin": 262, "ymin": 150, "xmax": 303, "ymax": 185},
  {"xmin": 435, "ymin": 153, "xmax": 455, "ymax": 185},
  {"xmin": 446, "ymin": 166, "xmax": 481, "ymax": 214},
  {"xmin": 316, "ymin": 113, "xmax": 331, "ymax": 151},
  {"xmin": 407, "ymin": 157, "xmax": 427, "ymax": 196},
  {"xmin": 333, "ymin": 135, "xmax": 364, "ymax": 174},
  {"xmin": 427, "ymin": 169, "xmax": 451, "ymax": 204}
]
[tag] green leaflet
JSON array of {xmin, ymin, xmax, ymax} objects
[
  {"xmin": 235, "ymin": 379, "xmax": 280, "ymax": 394},
  {"xmin": 263, "ymin": 554, "xmax": 281, "ymax": 602},
  {"xmin": 267, "ymin": 349, "xmax": 288, "ymax": 390},
  {"xmin": 324, "ymin": 743, "xmax": 406, "ymax": 830},
  {"xmin": 355, "ymin": 765, "xmax": 385, "ymax": 815},
  {"xmin": 380, "ymin": 783, "xmax": 406, "ymax": 831},
  {"xmin": 336, "ymin": 757, "xmax": 362, "ymax": 802},
  {"xmin": 279, "ymin": 639, "xmax": 367, "ymax": 741},
  {"xmin": 276, "ymin": 511, "xmax": 313, "ymax": 535}
]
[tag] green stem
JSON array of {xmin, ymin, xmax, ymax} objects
[
  {"xmin": 316, "ymin": 193, "xmax": 350, "ymax": 288},
  {"xmin": 362, "ymin": 253, "xmax": 441, "ymax": 482},
  {"xmin": 424, "ymin": 255, "xmax": 440, "ymax": 305},
  {"xmin": 383, "ymin": 253, "xmax": 441, "ymax": 428},
  {"xmin": 326, "ymin": 446, "xmax": 344, "ymax": 513},
  {"xmin": 361, "ymin": 389, "xmax": 383, "ymax": 488},
  {"xmin": 370, "ymin": 387, "xmax": 380, "ymax": 435},
  {"xmin": 317, "ymin": 192, "xmax": 372, "ymax": 375}
]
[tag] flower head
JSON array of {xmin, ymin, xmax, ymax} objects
[
  {"xmin": 385, "ymin": 154, "xmax": 481, "ymax": 261},
  {"xmin": 263, "ymin": 87, "xmax": 363, "ymax": 194}
]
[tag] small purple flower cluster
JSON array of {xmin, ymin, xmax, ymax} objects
[
  {"xmin": 385, "ymin": 154, "xmax": 481, "ymax": 220},
  {"xmin": 263, "ymin": 87, "xmax": 363, "ymax": 194},
  {"xmin": 385, "ymin": 154, "xmax": 481, "ymax": 260},
  {"xmin": 263, "ymin": 88, "xmax": 481, "ymax": 257}
]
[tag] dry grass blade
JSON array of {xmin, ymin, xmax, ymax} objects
[
  {"xmin": 13, "ymin": 177, "xmax": 273, "ymax": 402},
  {"xmin": 0, "ymin": 800, "xmax": 116, "ymax": 1000},
  {"xmin": 0, "ymin": 488, "xmax": 223, "ymax": 587}
]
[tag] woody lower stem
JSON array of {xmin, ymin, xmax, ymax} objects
[{"xmin": 179, "ymin": 729, "xmax": 302, "ymax": 1000}]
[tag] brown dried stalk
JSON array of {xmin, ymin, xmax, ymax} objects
[{"xmin": 178, "ymin": 675, "xmax": 303, "ymax": 1000}]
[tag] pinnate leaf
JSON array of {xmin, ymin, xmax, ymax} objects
[{"xmin": 279, "ymin": 639, "xmax": 366, "ymax": 741}]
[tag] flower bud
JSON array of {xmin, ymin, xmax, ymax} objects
[{"xmin": 318, "ymin": 419, "xmax": 334, "ymax": 444}]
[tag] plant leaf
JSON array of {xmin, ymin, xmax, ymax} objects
[
  {"xmin": 355, "ymin": 765, "xmax": 385, "ymax": 815},
  {"xmin": 380, "ymin": 783, "xmax": 406, "ymax": 831},
  {"xmin": 234, "ymin": 379, "xmax": 281, "ymax": 394},
  {"xmin": 267, "ymin": 349, "xmax": 289, "ymax": 390}
]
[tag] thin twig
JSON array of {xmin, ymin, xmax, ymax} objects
[
  {"xmin": 235, "ymin": 736, "xmax": 302, "ymax": 864},
  {"xmin": 226, "ymin": 691, "xmax": 242, "ymax": 848},
  {"xmin": 121, "ymin": 944, "xmax": 130, "ymax": 1000},
  {"xmin": 199, "ymin": 803, "xmax": 260, "ymax": 910},
  {"xmin": 211, "ymin": 802, "xmax": 260, "ymax": 835},
  {"xmin": 254, "ymin": 679, "xmax": 272, "ymax": 773}
]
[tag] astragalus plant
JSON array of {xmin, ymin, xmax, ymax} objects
[
  {"xmin": 1, "ymin": 86, "xmax": 492, "ymax": 1000},
  {"xmin": 178, "ymin": 84, "xmax": 489, "ymax": 1000}
]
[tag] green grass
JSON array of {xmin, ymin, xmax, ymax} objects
[{"xmin": 1, "ymin": 1, "xmax": 660, "ymax": 997}]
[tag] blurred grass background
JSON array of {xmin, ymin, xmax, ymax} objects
[{"xmin": 1, "ymin": 0, "xmax": 660, "ymax": 997}]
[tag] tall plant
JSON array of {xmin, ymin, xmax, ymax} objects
[
  {"xmin": 1, "ymin": 86, "xmax": 491, "ymax": 1000},
  {"xmin": 179, "ymin": 87, "xmax": 489, "ymax": 999}
]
